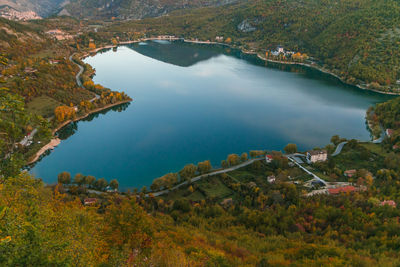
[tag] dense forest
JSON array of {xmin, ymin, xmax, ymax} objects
[
  {"xmin": 99, "ymin": 0, "xmax": 400, "ymax": 93},
  {"xmin": 3, "ymin": 138, "xmax": 400, "ymax": 266}
]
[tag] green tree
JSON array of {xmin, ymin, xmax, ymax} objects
[
  {"xmin": 240, "ymin": 152, "xmax": 248, "ymax": 162},
  {"xmin": 58, "ymin": 172, "xmax": 71, "ymax": 185},
  {"xmin": 163, "ymin": 173, "xmax": 178, "ymax": 189},
  {"xmin": 74, "ymin": 173, "xmax": 85, "ymax": 186},
  {"xmin": 227, "ymin": 154, "xmax": 240, "ymax": 166},
  {"xmin": 172, "ymin": 199, "xmax": 191, "ymax": 213},
  {"xmin": 221, "ymin": 160, "xmax": 228, "ymax": 168},
  {"xmin": 179, "ymin": 164, "xmax": 197, "ymax": 182},
  {"xmin": 85, "ymin": 175, "xmax": 96, "ymax": 187},
  {"xmin": 109, "ymin": 179, "xmax": 119, "ymax": 190},
  {"xmin": 95, "ymin": 178, "xmax": 108, "ymax": 191},
  {"xmin": 197, "ymin": 160, "xmax": 212, "ymax": 174},
  {"xmin": 249, "ymin": 150, "xmax": 264, "ymax": 158},
  {"xmin": 331, "ymin": 135, "xmax": 340, "ymax": 145},
  {"xmin": 284, "ymin": 143, "xmax": 297, "ymax": 154}
]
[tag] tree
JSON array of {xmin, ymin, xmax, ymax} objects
[
  {"xmin": 74, "ymin": 173, "xmax": 84, "ymax": 185},
  {"xmin": 58, "ymin": 172, "xmax": 71, "ymax": 185},
  {"xmin": 163, "ymin": 173, "xmax": 178, "ymax": 189},
  {"xmin": 197, "ymin": 160, "xmax": 212, "ymax": 174},
  {"xmin": 150, "ymin": 178, "xmax": 163, "ymax": 191},
  {"xmin": 240, "ymin": 152, "xmax": 248, "ymax": 162},
  {"xmin": 284, "ymin": 144, "xmax": 297, "ymax": 154},
  {"xmin": 188, "ymin": 185, "xmax": 194, "ymax": 193},
  {"xmin": 179, "ymin": 164, "xmax": 197, "ymax": 182},
  {"xmin": 109, "ymin": 179, "xmax": 119, "ymax": 190},
  {"xmin": 221, "ymin": 160, "xmax": 228, "ymax": 168},
  {"xmin": 54, "ymin": 106, "xmax": 76, "ymax": 122},
  {"xmin": 141, "ymin": 186, "xmax": 147, "ymax": 194},
  {"xmin": 88, "ymin": 42, "xmax": 96, "ymax": 49},
  {"xmin": 331, "ymin": 135, "xmax": 340, "ymax": 145},
  {"xmin": 172, "ymin": 199, "xmax": 191, "ymax": 213},
  {"xmin": 95, "ymin": 178, "xmax": 108, "ymax": 191},
  {"xmin": 85, "ymin": 175, "xmax": 96, "ymax": 187},
  {"xmin": 227, "ymin": 154, "xmax": 240, "ymax": 166},
  {"xmin": 249, "ymin": 150, "xmax": 264, "ymax": 158},
  {"xmin": 0, "ymin": 89, "xmax": 30, "ymax": 175}
]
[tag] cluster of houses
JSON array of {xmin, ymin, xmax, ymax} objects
[
  {"xmin": 156, "ymin": 35, "xmax": 178, "ymax": 40},
  {"xmin": 45, "ymin": 29, "xmax": 74, "ymax": 41},
  {"xmin": 0, "ymin": 7, "xmax": 41, "ymax": 21},
  {"xmin": 268, "ymin": 45, "xmax": 308, "ymax": 61}
]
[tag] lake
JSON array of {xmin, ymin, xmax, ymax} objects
[{"xmin": 30, "ymin": 41, "xmax": 393, "ymax": 189}]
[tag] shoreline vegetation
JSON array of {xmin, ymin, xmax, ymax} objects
[
  {"xmin": 25, "ymin": 48, "xmax": 133, "ymax": 166},
  {"xmin": 27, "ymin": 99, "xmax": 132, "ymax": 165},
  {"xmin": 29, "ymin": 36, "xmax": 386, "ymax": 184},
  {"xmin": 90, "ymin": 37, "xmax": 400, "ymax": 96},
  {"xmin": 25, "ymin": 35, "xmax": 393, "ymax": 178},
  {"xmin": 26, "ymin": 35, "xmax": 392, "ymax": 181}
]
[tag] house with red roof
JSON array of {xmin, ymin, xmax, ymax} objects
[
  {"xmin": 84, "ymin": 198, "xmax": 98, "ymax": 205},
  {"xmin": 344, "ymin": 169, "xmax": 357, "ymax": 178},
  {"xmin": 380, "ymin": 200, "xmax": 396, "ymax": 208},
  {"xmin": 386, "ymin": 129, "xmax": 394, "ymax": 138},
  {"xmin": 328, "ymin": 186, "xmax": 356, "ymax": 195}
]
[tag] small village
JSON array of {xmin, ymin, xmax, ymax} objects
[{"xmin": 0, "ymin": 6, "xmax": 41, "ymax": 21}]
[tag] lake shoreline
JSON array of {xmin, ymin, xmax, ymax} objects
[
  {"xmin": 89, "ymin": 38, "xmax": 400, "ymax": 96},
  {"xmin": 27, "ymin": 99, "xmax": 132, "ymax": 165}
]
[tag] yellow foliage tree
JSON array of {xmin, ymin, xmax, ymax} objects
[
  {"xmin": 89, "ymin": 42, "xmax": 96, "ymax": 50},
  {"xmin": 54, "ymin": 105, "xmax": 76, "ymax": 122}
]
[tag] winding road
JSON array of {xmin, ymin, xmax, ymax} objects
[
  {"xmin": 331, "ymin": 141, "xmax": 348, "ymax": 156},
  {"xmin": 148, "ymin": 157, "xmax": 265, "ymax": 197},
  {"xmin": 69, "ymin": 54, "xmax": 84, "ymax": 88},
  {"xmin": 69, "ymin": 53, "xmax": 99, "ymax": 102}
]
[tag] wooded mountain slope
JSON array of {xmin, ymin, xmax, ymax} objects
[
  {"xmin": 104, "ymin": 0, "xmax": 400, "ymax": 92},
  {"xmin": 0, "ymin": 0, "xmax": 65, "ymax": 17},
  {"xmin": 62, "ymin": 0, "xmax": 241, "ymax": 20}
]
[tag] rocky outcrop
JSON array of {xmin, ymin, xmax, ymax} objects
[
  {"xmin": 237, "ymin": 17, "xmax": 265, "ymax": 33},
  {"xmin": 237, "ymin": 19, "xmax": 256, "ymax": 32}
]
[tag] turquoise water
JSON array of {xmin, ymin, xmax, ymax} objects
[{"xmin": 30, "ymin": 41, "xmax": 393, "ymax": 189}]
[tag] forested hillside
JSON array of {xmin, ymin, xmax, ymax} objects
[
  {"xmin": 0, "ymin": 17, "xmax": 131, "ymax": 176},
  {"xmin": 103, "ymin": 0, "xmax": 400, "ymax": 93},
  {"xmin": 62, "ymin": 0, "xmax": 241, "ymax": 20},
  {"xmin": 3, "ymin": 141, "xmax": 400, "ymax": 266}
]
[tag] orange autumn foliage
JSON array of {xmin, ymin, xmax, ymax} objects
[{"xmin": 54, "ymin": 105, "xmax": 76, "ymax": 122}]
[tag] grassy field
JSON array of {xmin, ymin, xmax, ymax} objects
[
  {"xmin": 26, "ymin": 95, "xmax": 63, "ymax": 118},
  {"xmin": 360, "ymin": 142, "xmax": 391, "ymax": 157},
  {"xmin": 196, "ymin": 176, "xmax": 233, "ymax": 199}
]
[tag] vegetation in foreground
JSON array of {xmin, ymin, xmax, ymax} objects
[{"xmin": 3, "ymin": 135, "xmax": 400, "ymax": 266}]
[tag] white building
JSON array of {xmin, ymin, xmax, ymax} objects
[
  {"xmin": 267, "ymin": 175, "xmax": 276, "ymax": 183},
  {"xmin": 306, "ymin": 150, "xmax": 328, "ymax": 164}
]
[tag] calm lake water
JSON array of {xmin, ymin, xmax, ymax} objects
[{"xmin": 30, "ymin": 41, "xmax": 393, "ymax": 189}]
